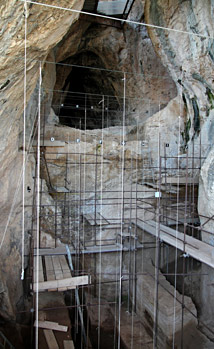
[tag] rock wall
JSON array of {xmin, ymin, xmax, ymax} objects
[
  {"xmin": 0, "ymin": 0, "xmax": 214, "ymax": 343},
  {"xmin": 0, "ymin": 0, "xmax": 84, "ymax": 320},
  {"xmin": 145, "ymin": 0, "xmax": 214, "ymax": 339}
]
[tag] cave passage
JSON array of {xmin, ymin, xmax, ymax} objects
[{"xmin": 54, "ymin": 52, "xmax": 124, "ymax": 130}]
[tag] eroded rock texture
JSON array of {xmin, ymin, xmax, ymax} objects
[
  {"xmin": 0, "ymin": 0, "xmax": 84, "ymax": 321},
  {"xmin": 145, "ymin": 0, "xmax": 214, "ymax": 148}
]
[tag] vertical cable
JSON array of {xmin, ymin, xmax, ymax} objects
[
  {"xmin": 35, "ymin": 61, "xmax": 42, "ymax": 349},
  {"xmin": 21, "ymin": 0, "xmax": 28, "ymax": 281},
  {"xmin": 118, "ymin": 72, "xmax": 126, "ymax": 349},
  {"xmin": 172, "ymin": 97, "xmax": 182, "ymax": 348},
  {"xmin": 153, "ymin": 102, "xmax": 161, "ymax": 348},
  {"xmin": 97, "ymin": 95, "xmax": 104, "ymax": 348}
]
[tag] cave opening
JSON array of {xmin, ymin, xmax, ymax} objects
[{"xmin": 53, "ymin": 51, "xmax": 124, "ymax": 130}]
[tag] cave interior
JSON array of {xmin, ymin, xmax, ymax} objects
[{"xmin": 1, "ymin": 1, "xmax": 214, "ymax": 349}]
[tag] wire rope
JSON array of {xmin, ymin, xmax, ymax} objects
[{"xmin": 19, "ymin": 0, "xmax": 214, "ymax": 40}]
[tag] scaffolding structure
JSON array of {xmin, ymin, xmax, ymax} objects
[
  {"xmin": 0, "ymin": 2, "xmax": 212, "ymax": 349},
  {"xmin": 25, "ymin": 76, "xmax": 214, "ymax": 348}
]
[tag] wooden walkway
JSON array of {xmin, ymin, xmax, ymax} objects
[
  {"xmin": 33, "ymin": 255, "xmax": 90, "ymax": 292},
  {"xmin": 34, "ymin": 243, "xmax": 124, "ymax": 257},
  {"xmin": 83, "ymin": 213, "xmax": 110, "ymax": 226},
  {"xmin": 134, "ymin": 219, "xmax": 214, "ymax": 269}
]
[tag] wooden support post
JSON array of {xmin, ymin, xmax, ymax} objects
[{"xmin": 43, "ymin": 329, "xmax": 59, "ymax": 349}]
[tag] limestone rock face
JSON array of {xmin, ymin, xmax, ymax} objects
[
  {"xmin": 0, "ymin": 0, "xmax": 84, "ymax": 319},
  {"xmin": 198, "ymin": 148, "xmax": 214, "ymax": 245},
  {"xmin": 132, "ymin": 96, "xmax": 185, "ymax": 170},
  {"xmin": 145, "ymin": 0, "xmax": 214, "ymax": 148},
  {"xmin": 0, "ymin": 0, "xmax": 84, "ymax": 155}
]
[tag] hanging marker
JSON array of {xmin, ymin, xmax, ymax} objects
[
  {"xmin": 21, "ymin": 269, "xmax": 24, "ymax": 280},
  {"xmin": 181, "ymin": 253, "xmax": 190, "ymax": 258}
]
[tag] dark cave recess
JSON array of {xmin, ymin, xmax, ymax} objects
[{"xmin": 53, "ymin": 52, "xmax": 124, "ymax": 130}]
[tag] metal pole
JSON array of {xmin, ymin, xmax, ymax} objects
[
  {"xmin": 154, "ymin": 154, "xmax": 162, "ymax": 348},
  {"xmin": 66, "ymin": 245, "xmax": 87, "ymax": 345},
  {"xmin": 181, "ymin": 147, "xmax": 189, "ymax": 349}
]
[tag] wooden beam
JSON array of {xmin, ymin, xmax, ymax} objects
[
  {"xmin": 63, "ymin": 340, "xmax": 75, "ymax": 349},
  {"xmin": 83, "ymin": 213, "xmax": 109, "ymax": 226},
  {"xmin": 34, "ymin": 320, "xmax": 68, "ymax": 332},
  {"xmin": 52, "ymin": 256, "xmax": 67, "ymax": 291},
  {"xmin": 45, "ymin": 256, "xmax": 57, "ymax": 292},
  {"xmin": 43, "ymin": 329, "xmax": 59, "ymax": 349},
  {"xmin": 33, "ymin": 275, "xmax": 90, "ymax": 292},
  {"xmin": 165, "ymin": 217, "xmax": 199, "ymax": 226},
  {"xmin": 59, "ymin": 255, "xmax": 72, "ymax": 279},
  {"xmin": 34, "ymin": 256, "xmax": 44, "ymax": 282},
  {"xmin": 134, "ymin": 219, "xmax": 214, "ymax": 269}
]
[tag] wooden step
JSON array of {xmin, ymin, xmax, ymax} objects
[
  {"xmin": 133, "ymin": 219, "xmax": 214, "ymax": 268},
  {"xmin": 52, "ymin": 256, "xmax": 66, "ymax": 291},
  {"xmin": 34, "ymin": 320, "xmax": 68, "ymax": 332},
  {"xmin": 33, "ymin": 275, "xmax": 90, "ymax": 292},
  {"xmin": 83, "ymin": 213, "xmax": 109, "ymax": 226},
  {"xmin": 34, "ymin": 256, "xmax": 44, "ymax": 282}
]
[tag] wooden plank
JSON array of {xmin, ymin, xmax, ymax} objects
[
  {"xmin": 134, "ymin": 219, "xmax": 214, "ymax": 268},
  {"xmin": 52, "ymin": 256, "xmax": 64, "ymax": 280},
  {"xmin": 45, "ymin": 256, "xmax": 55, "ymax": 281},
  {"xmin": 33, "ymin": 275, "xmax": 90, "ymax": 292},
  {"xmin": 83, "ymin": 213, "xmax": 109, "ymax": 225},
  {"xmin": 35, "ymin": 244, "xmax": 124, "ymax": 256},
  {"xmin": 52, "ymin": 256, "xmax": 66, "ymax": 291},
  {"xmin": 34, "ymin": 320, "xmax": 68, "ymax": 332},
  {"xmin": 164, "ymin": 217, "xmax": 199, "ymax": 226},
  {"xmin": 45, "ymin": 256, "xmax": 57, "ymax": 292},
  {"xmin": 59, "ymin": 255, "xmax": 72, "ymax": 279},
  {"xmin": 34, "ymin": 256, "xmax": 44, "ymax": 282},
  {"xmin": 96, "ymin": 213, "xmax": 109, "ymax": 225},
  {"xmin": 34, "ymin": 246, "xmax": 67, "ymax": 256},
  {"xmin": 63, "ymin": 340, "xmax": 75, "ymax": 349},
  {"xmin": 43, "ymin": 329, "xmax": 59, "ymax": 349},
  {"xmin": 84, "ymin": 214, "xmax": 95, "ymax": 226}
]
